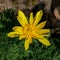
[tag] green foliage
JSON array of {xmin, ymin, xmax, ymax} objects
[{"xmin": 0, "ymin": 9, "xmax": 60, "ymax": 60}]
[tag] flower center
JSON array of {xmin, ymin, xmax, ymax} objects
[{"xmin": 24, "ymin": 24, "xmax": 36, "ymax": 36}]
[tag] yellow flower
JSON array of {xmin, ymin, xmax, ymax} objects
[{"xmin": 7, "ymin": 10, "xmax": 51, "ymax": 50}]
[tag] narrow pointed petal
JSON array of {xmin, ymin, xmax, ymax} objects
[
  {"xmin": 34, "ymin": 10, "xmax": 43, "ymax": 25},
  {"xmin": 7, "ymin": 32, "xmax": 19, "ymax": 38},
  {"xmin": 29, "ymin": 12, "xmax": 34, "ymax": 24},
  {"xmin": 37, "ymin": 21, "xmax": 46, "ymax": 29},
  {"xmin": 41, "ymin": 34, "xmax": 50, "ymax": 36},
  {"xmin": 24, "ymin": 35, "xmax": 32, "ymax": 50},
  {"xmin": 17, "ymin": 10, "xmax": 28, "ymax": 26},
  {"xmin": 12, "ymin": 26, "xmax": 23, "ymax": 34},
  {"xmin": 38, "ymin": 36, "xmax": 51, "ymax": 46},
  {"xmin": 24, "ymin": 39, "xmax": 30, "ymax": 50},
  {"xmin": 34, "ymin": 33, "xmax": 49, "ymax": 38},
  {"xmin": 29, "ymin": 35, "xmax": 32, "ymax": 44},
  {"xmin": 19, "ymin": 35, "xmax": 26, "ymax": 40},
  {"xmin": 17, "ymin": 16, "xmax": 24, "ymax": 26},
  {"xmin": 36, "ymin": 29, "xmax": 50, "ymax": 34}
]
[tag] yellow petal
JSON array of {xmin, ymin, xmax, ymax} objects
[
  {"xmin": 38, "ymin": 36, "xmax": 51, "ymax": 46},
  {"xmin": 29, "ymin": 12, "xmax": 34, "ymax": 24},
  {"xmin": 33, "ymin": 32, "xmax": 50, "ymax": 39},
  {"xmin": 32, "ymin": 32, "xmax": 39, "ymax": 38},
  {"xmin": 36, "ymin": 29, "xmax": 50, "ymax": 34},
  {"xmin": 29, "ymin": 35, "xmax": 32, "ymax": 44},
  {"xmin": 24, "ymin": 35, "xmax": 32, "ymax": 50},
  {"xmin": 12, "ymin": 26, "xmax": 23, "ymax": 34},
  {"xmin": 37, "ymin": 21, "xmax": 46, "ymax": 29},
  {"xmin": 34, "ymin": 10, "xmax": 43, "ymax": 25},
  {"xmin": 7, "ymin": 32, "xmax": 19, "ymax": 38},
  {"xmin": 34, "ymin": 33, "xmax": 49, "ymax": 37},
  {"xmin": 42, "ymin": 34, "xmax": 50, "ymax": 36},
  {"xmin": 17, "ymin": 10, "xmax": 28, "ymax": 26},
  {"xmin": 24, "ymin": 39, "xmax": 30, "ymax": 50},
  {"xmin": 19, "ymin": 34, "xmax": 26, "ymax": 40}
]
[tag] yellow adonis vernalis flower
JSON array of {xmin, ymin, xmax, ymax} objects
[{"xmin": 7, "ymin": 10, "xmax": 51, "ymax": 50}]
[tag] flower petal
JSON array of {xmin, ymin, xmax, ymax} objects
[
  {"xmin": 37, "ymin": 21, "xmax": 46, "ymax": 29},
  {"xmin": 34, "ymin": 10, "xmax": 43, "ymax": 25},
  {"xmin": 28, "ymin": 35, "xmax": 32, "ymax": 44},
  {"xmin": 37, "ymin": 36, "xmax": 51, "ymax": 46},
  {"xmin": 19, "ymin": 34, "xmax": 26, "ymax": 40},
  {"xmin": 36, "ymin": 29, "xmax": 50, "ymax": 34},
  {"xmin": 7, "ymin": 32, "xmax": 19, "ymax": 38},
  {"xmin": 17, "ymin": 10, "xmax": 28, "ymax": 26},
  {"xmin": 41, "ymin": 34, "xmax": 50, "ymax": 36},
  {"xmin": 12, "ymin": 26, "xmax": 23, "ymax": 34},
  {"xmin": 34, "ymin": 33, "xmax": 49, "ymax": 38},
  {"xmin": 24, "ymin": 39, "xmax": 30, "ymax": 50},
  {"xmin": 29, "ymin": 12, "xmax": 34, "ymax": 24},
  {"xmin": 24, "ymin": 35, "xmax": 32, "ymax": 50}
]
